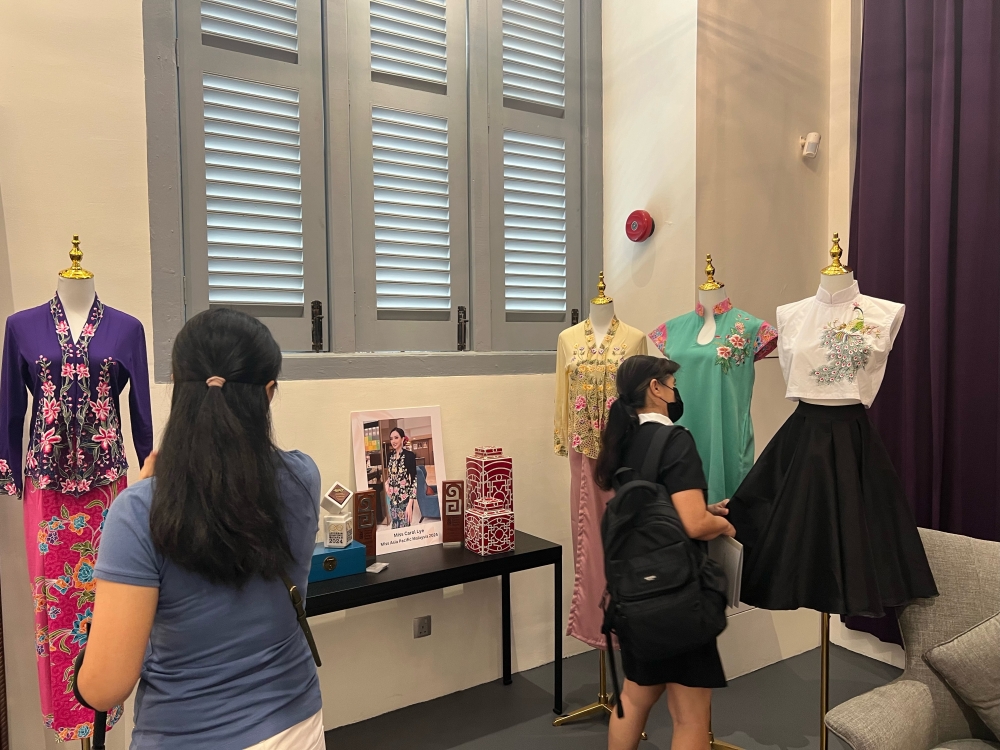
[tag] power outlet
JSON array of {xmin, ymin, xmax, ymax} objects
[{"xmin": 413, "ymin": 615, "xmax": 432, "ymax": 639}]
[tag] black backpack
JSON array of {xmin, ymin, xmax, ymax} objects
[{"xmin": 600, "ymin": 424, "xmax": 728, "ymax": 715}]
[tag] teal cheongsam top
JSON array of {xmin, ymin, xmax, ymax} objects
[{"xmin": 649, "ymin": 298, "xmax": 777, "ymax": 505}]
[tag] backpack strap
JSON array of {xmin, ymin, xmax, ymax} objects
[
  {"xmin": 282, "ymin": 573, "xmax": 323, "ymax": 668},
  {"xmin": 639, "ymin": 424, "xmax": 675, "ymax": 484}
]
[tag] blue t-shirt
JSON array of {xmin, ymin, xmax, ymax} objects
[{"xmin": 95, "ymin": 450, "xmax": 323, "ymax": 750}]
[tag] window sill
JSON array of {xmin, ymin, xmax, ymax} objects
[{"xmin": 278, "ymin": 350, "xmax": 557, "ymax": 380}]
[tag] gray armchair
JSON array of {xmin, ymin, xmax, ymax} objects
[{"xmin": 826, "ymin": 528, "xmax": 1000, "ymax": 750}]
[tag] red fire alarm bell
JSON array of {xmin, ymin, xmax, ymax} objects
[{"xmin": 625, "ymin": 210, "xmax": 654, "ymax": 242}]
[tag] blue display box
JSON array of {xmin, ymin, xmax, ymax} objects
[{"xmin": 308, "ymin": 541, "xmax": 367, "ymax": 583}]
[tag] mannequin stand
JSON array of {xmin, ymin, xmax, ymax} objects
[
  {"xmin": 552, "ymin": 652, "xmax": 647, "ymax": 740},
  {"xmin": 708, "ymin": 706, "xmax": 744, "ymax": 750},
  {"xmin": 710, "ymin": 728, "xmax": 744, "ymax": 750},
  {"xmin": 552, "ymin": 651, "xmax": 616, "ymax": 725},
  {"xmin": 820, "ymin": 613, "xmax": 830, "ymax": 750},
  {"xmin": 80, "ymin": 709, "xmax": 107, "ymax": 750}
]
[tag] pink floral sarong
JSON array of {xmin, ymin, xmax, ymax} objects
[{"xmin": 23, "ymin": 478, "xmax": 125, "ymax": 741}]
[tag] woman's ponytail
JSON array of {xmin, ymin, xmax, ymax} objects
[
  {"xmin": 150, "ymin": 309, "xmax": 291, "ymax": 587},
  {"xmin": 593, "ymin": 355, "xmax": 680, "ymax": 490}
]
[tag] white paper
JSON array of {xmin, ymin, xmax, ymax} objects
[{"xmin": 708, "ymin": 535, "xmax": 744, "ymax": 609}]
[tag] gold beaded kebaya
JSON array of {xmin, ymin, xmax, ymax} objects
[
  {"xmin": 821, "ymin": 233, "xmax": 852, "ymax": 275},
  {"xmin": 58, "ymin": 235, "xmax": 94, "ymax": 280},
  {"xmin": 591, "ymin": 271, "xmax": 613, "ymax": 305},
  {"xmin": 698, "ymin": 255, "xmax": 724, "ymax": 291}
]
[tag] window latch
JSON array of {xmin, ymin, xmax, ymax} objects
[
  {"xmin": 311, "ymin": 300, "xmax": 324, "ymax": 352},
  {"xmin": 571, "ymin": 308, "xmax": 580, "ymax": 325},
  {"xmin": 457, "ymin": 306, "xmax": 468, "ymax": 351}
]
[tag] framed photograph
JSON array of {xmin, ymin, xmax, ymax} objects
[{"xmin": 350, "ymin": 406, "xmax": 446, "ymax": 555}]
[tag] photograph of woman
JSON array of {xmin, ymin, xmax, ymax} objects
[
  {"xmin": 352, "ymin": 407, "xmax": 446, "ymax": 554},
  {"xmin": 384, "ymin": 427, "xmax": 418, "ymax": 528}
]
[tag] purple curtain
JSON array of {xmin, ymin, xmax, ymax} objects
[{"xmin": 847, "ymin": 0, "xmax": 1000, "ymax": 644}]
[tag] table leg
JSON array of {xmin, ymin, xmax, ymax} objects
[
  {"xmin": 502, "ymin": 572, "xmax": 512, "ymax": 685},
  {"xmin": 554, "ymin": 556, "xmax": 563, "ymax": 715}
]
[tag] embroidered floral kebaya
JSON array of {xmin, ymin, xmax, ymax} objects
[
  {"xmin": 648, "ymin": 298, "xmax": 776, "ymax": 504},
  {"xmin": 1, "ymin": 293, "xmax": 149, "ymax": 740},
  {"xmin": 777, "ymin": 281, "xmax": 903, "ymax": 407},
  {"xmin": 554, "ymin": 316, "xmax": 648, "ymax": 459},
  {"xmin": 0, "ymin": 294, "xmax": 152, "ymax": 497}
]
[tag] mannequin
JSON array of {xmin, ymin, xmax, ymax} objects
[
  {"xmin": 553, "ymin": 273, "xmax": 648, "ymax": 731},
  {"xmin": 803, "ymin": 234, "xmax": 861, "ymax": 407},
  {"xmin": 727, "ymin": 233, "xmax": 936, "ymax": 750},
  {"xmin": 647, "ymin": 257, "xmax": 777, "ymax": 504},
  {"xmin": 0, "ymin": 235, "xmax": 154, "ymax": 745},
  {"xmin": 696, "ymin": 256, "xmax": 728, "ymax": 344},
  {"xmin": 58, "ymin": 236, "xmax": 97, "ymax": 341},
  {"xmin": 588, "ymin": 272, "xmax": 615, "ymax": 339}
]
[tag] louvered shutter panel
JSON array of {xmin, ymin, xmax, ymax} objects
[
  {"xmin": 503, "ymin": 131, "xmax": 566, "ymax": 312},
  {"xmin": 179, "ymin": 0, "xmax": 325, "ymax": 350},
  {"xmin": 370, "ymin": 0, "xmax": 448, "ymax": 87},
  {"xmin": 501, "ymin": 0, "xmax": 565, "ymax": 112},
  {"xmin": 202, "ymin": 0, "xmax": 299, "ymax": 55},
  {"xmin": 203, "ymin": 74, "xmax": 305, "ymax": 309},
  {"xmin": 372, "ymin": 107, "xmax": 451, "ymax": 311}
]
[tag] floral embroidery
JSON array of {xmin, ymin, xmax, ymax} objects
[
  {"xmin": 0, "ymin": 455, "xmax": 15, "ymax": 495},
  {"xmin": 754, "ymin": 321, "xmax": 779, "ymax": 360},
  {"xmin": 20, "ymin": 297, "xmax": 129, "ymax": 498},
  {"xmin": 649, "ymin": 323, "xmax": 668, "ymax": 355},
  {"xmin": 714, "ymin": 314, "xmax": 757, "ymax": 374},
  {"xmin": 695, "ymin": 297, "xmax": 734, "ymax": 317},
  {"xmin": 811, "ymin": 305, "xmax": 883, "ymax": 384},
  {"xmin": 557, "ymin": 317, "xmax": 629, "ymax": 459}
]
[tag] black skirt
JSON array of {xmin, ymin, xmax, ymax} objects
[
  {"xmin": 620, "ymin": 638, "xmax": 727, "ymax": 689},
  {"xmin": 727, "ymin": 402, "xmax": 937, "ymax": 618}
]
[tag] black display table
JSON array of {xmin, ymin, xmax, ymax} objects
[{"xmin": 306, "ymin": 531, "xmax": 564, "ymax": 713}]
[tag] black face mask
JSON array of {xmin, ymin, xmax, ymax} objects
[
  {"xmin": 667, "ymin": 385, "xmax": 684, "ymax": 422},
  {"xmin": 654, "ymin": 383, "xmax": 684, "ymax": 422}
]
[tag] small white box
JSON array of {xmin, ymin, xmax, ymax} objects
[{"xmin": 323, "ymin": 512, "xmax": 354, "ymax": 549}]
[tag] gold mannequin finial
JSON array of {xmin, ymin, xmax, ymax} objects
[
  {"xmin": 591, "ymin": 271, "xmax": 613, "ymax": 305},
  {"xmin": 821, "ymin": 233, "xmax": 852, "ymax": 276},
  {"xmin": 698, "ymin": 255, "xmax": 724, "ymax": 291},
  {"xmin": 59, "ymin": 235, "xmax": 95, "ymax": 280}
]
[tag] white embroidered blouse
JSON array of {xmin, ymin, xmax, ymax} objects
[{"xmin": 776, "ymin": 281, "xmax": 904, "ymax": 407}]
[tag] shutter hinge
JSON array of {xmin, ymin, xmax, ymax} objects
[
  {"xmin": 571, "ymin": 308, "xmax": 580, "ymax": 325},
  {"xmin": 457, "ymin": 306, "xmax": 468, "ymax": 351},
  {"xmin": 311, "ymin": 300, "xmax": 324, "ymax": 352}
]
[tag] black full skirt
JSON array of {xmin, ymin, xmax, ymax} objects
[{"xmin": 727, "ymin": 402, "xmax": 937, "ymax": 617}]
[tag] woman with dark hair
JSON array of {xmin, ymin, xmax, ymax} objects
[
  {"xmin": 384, "ymin": 426, "xmax": 418, "ymax": 527},
  {"xmin": 76, "ymin": 309, "xmax": 324, "ymax": 749},
  {"xmin": 595, "ymin": 355, "xmax": 734, "ymax": 750}
]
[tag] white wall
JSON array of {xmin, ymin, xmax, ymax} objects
[{"xmin": 602, "ymin": 0, "xmax": 698, "ymax": 335}]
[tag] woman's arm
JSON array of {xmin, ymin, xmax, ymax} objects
[
  {"xmin": 671, "ymin": 490, "xmax": 735, "ymax": 541},
  {"xmin": 76, "ymin": 579, "xmax": 158, "ymax": 711}
]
